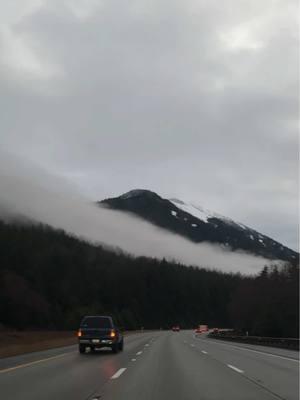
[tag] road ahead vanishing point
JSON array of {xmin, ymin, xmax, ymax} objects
[{"xmin": 0, "ymin": 331, "xmax": 298, "ymax": 400}]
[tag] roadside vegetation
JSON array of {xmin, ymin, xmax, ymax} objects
[{"xmin": 0, "ymin": 331, "xmax": 76, "ymax": 358}]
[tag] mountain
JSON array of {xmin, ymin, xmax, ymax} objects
[{"xmin": 100, "ymin": 189, "xmax": 298, "ymax": 264}]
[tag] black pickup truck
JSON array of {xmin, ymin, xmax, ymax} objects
[{"xmin": 78, "ymin": 315, "xmax": 124, "ymax": 354}]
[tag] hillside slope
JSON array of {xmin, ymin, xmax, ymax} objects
[
  {"xmin": 1, "ymin": 220, "xmax": 298, "ymax": 337},
  {"xmin": 0, "ymin": 220, "xmax": 238, "ymax": 330}
]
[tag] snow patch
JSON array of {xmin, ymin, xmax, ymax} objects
[
  {"xmin": 171, "ymin": 210, "xmax": 177, "ymax": 217},
  {"xmin": 170, "ymin": 198, "xmax": 248, "ymax": 231},
  {"xmin": 170, "ymin": 199, "xmax": 211, "ymax": 223},
  {"xmin": 170, "ymin": 198, "xmax": 185, "ymax": 205},
  {"xmin": 191, "ymin": 223, "xmax": 197, "ymax": 227}
]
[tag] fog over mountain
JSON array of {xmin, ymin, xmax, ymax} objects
[{"xmin": 0, "ymin": 152, "xmax": 282, "ymax": 274}]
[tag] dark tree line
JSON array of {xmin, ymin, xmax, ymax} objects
[
  {"xmin": 0, "ymin": 221, "xmax": 298, "ymax": 337},
  {"xmin": 229, "ymin": 264, "xmax": 299, "ymax": 337}
]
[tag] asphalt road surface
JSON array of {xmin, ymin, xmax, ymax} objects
[{"xmin": 0, "ymin": 330, "xmax": 298, "ymax": 400}]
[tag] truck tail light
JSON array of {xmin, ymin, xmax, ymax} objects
[
  {"xmin": 77, "ymin": 330, "xmax": 82, "ymax": 337},
  {"xmin": 110, "ymin": 330, "xmax": 116, "ymax": 338}
]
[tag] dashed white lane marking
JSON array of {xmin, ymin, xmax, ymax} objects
[
  {"xmin": 197, "ymin": 338, "xmax": 299, "ymax": 363},
  {"xmin": 111, "ymin": 368, "xmax": 127, "ymax": 379},
  {"xmin": 227, "ymin": 364, "xmax": 244, "ymax": 374},
  {"xmin": 201, "ymin": 350, "xmax": 208, "ymax": 354},
  {"xmin": 145, "ymin": 344, "xmax": 149, "ymax": 347},
  {"xmin": 0, "ymin": 352, "xmax": 75, "ymax": 374},
  {"xmin": 131, "ymin": 358, "xmax": 137, "ymax": 362},
  {"xmin": 136, "ymin": 351, "xmax": 143, "ymax": 355}
]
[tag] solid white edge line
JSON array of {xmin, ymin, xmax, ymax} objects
[
  {"xmin": 227, "ymin": 364, "xmax": 244, "ymax": 374},
  {"xmin": 136, "ymin": 351, "xmax": 143, "ymax": 355},
  {"xmin": 111, "ymin": 368, "xmax": 126, "ymax": 379},
  {"xmin": 196, "ymin": 338, "xmax": 299, "ymax": 363}
]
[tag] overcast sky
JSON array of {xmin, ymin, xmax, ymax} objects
[{"xmin": 0, "ymin": 0, "xmax": 298, "ymax": 250}]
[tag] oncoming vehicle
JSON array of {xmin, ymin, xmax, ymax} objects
[
  {"xmin": 172, "ymin": 325, "xmax": 180, "ymax": 332},
  {"xmin": 78, "ymin": 315, "xmax": 124, "ymax": 354}
]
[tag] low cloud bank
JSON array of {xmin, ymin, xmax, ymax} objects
[{"xmin": 0, "ymin": 152, "xmax": 280, "ymax": 275}]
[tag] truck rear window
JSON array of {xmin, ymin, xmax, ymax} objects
[{"xmin": 81, "ymin": 317, "xmax": 112, "ymax": 328}]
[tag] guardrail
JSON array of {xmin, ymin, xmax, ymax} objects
[{"xmin": 207, "ymin": 333, "xmax": 299, "ymax": 350}]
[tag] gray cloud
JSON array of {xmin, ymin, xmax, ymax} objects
[{"xmin": 0, "ymin": 0, "xmax": 298, "ymax": 250}]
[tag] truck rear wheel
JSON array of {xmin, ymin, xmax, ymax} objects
[
  {"xmin": 112, "ymin": 343, "xmax": 119, "ymax": 353},
  {"xmin": 79, "ymin": 344, "xmax": 86, "ymax": 354}
]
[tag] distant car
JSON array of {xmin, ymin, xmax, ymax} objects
[
  {"xmin": 195, "ymin": 325, "xmax": 209, "ymax": 334},
  {"xmin": 78, "ymin": 315, "xmax": 124, "ymax": 354},
  {"xmin": 211, "ymin": 328, "xmax": 219, "ymax": 334},
  {"xmin": 172, "ymin": 326, "xmax": 180, "ymax": 332}
]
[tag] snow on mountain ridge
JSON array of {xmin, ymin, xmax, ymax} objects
[
  {"xmin": 170, "ymin": 199, "xmax": 211, "ymax": 223},
  {"xmin": 169, "ymin": 198, "xmax": 247, "ymax": 231},
  {"xmin": 119, "ymin": 192, "xmax": 251, "ymax": 233}
]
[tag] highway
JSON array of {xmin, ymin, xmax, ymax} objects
[{"xmin": 0, "ymin": 330, "xmax": 298, "ymax": 400}]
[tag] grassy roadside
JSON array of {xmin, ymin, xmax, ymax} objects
[{"xmin": 0, "ymin": 331, "xmax": 77, "ymax": 359}]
